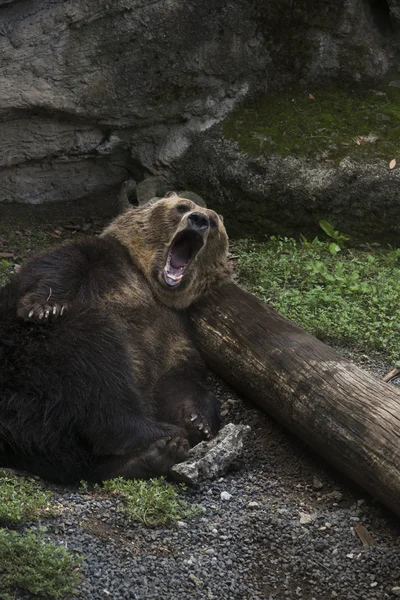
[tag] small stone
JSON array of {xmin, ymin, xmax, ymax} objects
[
  {"xmin": 391, "ymin": 587, "xmax": 400, "ymax": 595},
  {"xmin": 313, "ymin": 477, "xmax": 324, "ymax": 490},
  {"xmin": 299, "ymin": 511, "xmax": 316, "ymax": 525},
  {"xmin": 248, "ymin": 501, "xmax": 260, "ymax": 509},
  {"xmin": 370, "ymin": 582, "xmax": 378, "ymax": 588},
  {"xmin": 325, "ymin": 491, "xmax": 343, "ymax": 502},
  {"xmin": 346, "ymin": 553, "xmax": 354, "ymax": 559},
  {"xmin": 177, "ymin": 521, "xmax": 187, "ymax": 528},
  {"xmin": 221, "ymin": 491, "xmax": 232, "ymax": 501},
  {"xmin": 189, "ymin": 573, "xmax": 202, "ymax": 586}
]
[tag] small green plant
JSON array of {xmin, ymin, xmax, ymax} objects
[
  {"xmin": 0, "ymin": 260, "xmax": 12, "ymax": 286},
  {"xmin": 0, "ymin": 528, "xmax": 82, "ymax": 600},
  {"xmin": 0, "ymin": 470, "xmax": 57, "ymax": 525},
  {"xmin": 319, "ymin": 220, "xmax": 350, "ymax": 255},
  {"xmin": 98, "ymin": 477, "xmax": 201, "ymax": 527}
]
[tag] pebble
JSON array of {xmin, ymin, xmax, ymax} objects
[
  {"xmin": 313, "ymin": 477, "xmax": 324, "ymax": 490},
  {"xmin": 220, "ymin": 491, "xmax": 232, "ymax": 501},
  {"xmin": 299, "ymin": 511, "xmax": 316, "ymax": 525},
  {"xmin": 392, "ymin": 588, "xmax": 400, "ymax": 596}
]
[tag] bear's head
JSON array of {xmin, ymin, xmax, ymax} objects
[{"xmin": 103, "ymin": 193, "xmax": 231, "ymax": 308}]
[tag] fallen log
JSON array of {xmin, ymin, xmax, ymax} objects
[{"xmin": 190, "ymin": 281, "xmax": 400, "ymax": 517}]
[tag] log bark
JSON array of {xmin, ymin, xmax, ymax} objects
[{"xmin": 190, "ymin": 282, "xmax": 400, "ymax": 517}]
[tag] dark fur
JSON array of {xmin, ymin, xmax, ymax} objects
[{"xmin": 0, "ymin": 196, "xmax": 230, "ymax": 483}]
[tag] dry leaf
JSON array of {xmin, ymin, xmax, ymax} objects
[
  {"xmin": 389, "ymin": 158, "xmax": 396, "ymax": 169},
  {"xmin": 354, "ymin": 522, "xmax": 374, "ymax": 547},
  {"xmin": 48, "ymin": 233, "xmax": 61, "ymax": 239},
  {"xmin": 308, "ymin": 93, "xmax": 315, "ymax": 100},
  {"xmin": 353, "ymin": 136, "xmax": 367, "ymax": 146}
]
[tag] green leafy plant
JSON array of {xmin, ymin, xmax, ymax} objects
[
  {"xmin": 0, "ymin": 528, "xmax": 82, "ymax": 600},
  {"xmin": 319, "ymin": 220, "xmax": 350, "ymax": 255},
  {"xmin": 0, "ymin": 260, "xmax": 12, "ymax": 286},
  {"xmin": 0, "ymin": 470, "xmax": 57, "ymax": 525},
  {"xmin": 93, "ymin": 477, "xmax": 201, "ymax": 527}
]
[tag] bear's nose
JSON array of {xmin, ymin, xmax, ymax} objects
[{"xmin": 188, "ymin": 212, "xmax": 209, "ymax": 231}]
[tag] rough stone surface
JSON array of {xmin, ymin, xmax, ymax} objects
[
  {"xmin": 1, "ymin": 0, "xmax": 400, "ymax": 240},
  {"xmin": 170, "ymin": 423, "xmax": 251, "ymax": 484},
  {"xmin": 173, "ymin": 132, "xmax": 400, "ymax": 241}
]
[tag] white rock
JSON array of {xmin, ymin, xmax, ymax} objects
[
  {"xmin": 391, "ymin": 587, "xmax": 400, "ymax": 595},
  {"xmin": 299, "ymin": 511, "xmax": 316, "ymax": 525},
  {"xmin": 170, "ymin": 423, "xmax": 251, "ymax": 484},
  {"xmin": 220, "ymin": 491, "xmax": 232, "ymax": 501}
]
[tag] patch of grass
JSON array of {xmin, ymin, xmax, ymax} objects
[
  {"xmin": 223, "ymin": 84, "xmax": 400, "ymax": 163},
  {"xmin": 235, "ymin": 236, "xmax": 400, "ymax": 361},
  {"xmin": 0, "ymin": 470, "xmax": 57, "ymax": 525},
  {"xmin": 0, "ymin": 528, "xmax": 82, "ymax": 600},
  {"xmin": 0, "ymin": 260, "xmax": 13, "ymax": 287},
  {"xmin": 91, "ymin": 477, "xmax": 201, "ymax": 527}
]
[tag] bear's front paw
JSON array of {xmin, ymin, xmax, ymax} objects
[
  {"xmin": 185, "ymin": 412, "xmax": 213, "ymax": 443},
  {"xmin": 18, "ymin": 300, "xmax": 68, "ymax": 324}
]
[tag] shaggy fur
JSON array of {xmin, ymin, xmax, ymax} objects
[{"xmin": 0, "ymin": 195, "xmax": 230, "ymax": 483}]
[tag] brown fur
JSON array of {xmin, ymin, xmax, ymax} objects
[{"xmin": 0, "ymin": 195, "xmax": 231, "ymax": 483}]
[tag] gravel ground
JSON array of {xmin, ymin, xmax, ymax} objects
[{"xmin": 15, "ymin": 353, "xmax": 400, "ymax": 600}]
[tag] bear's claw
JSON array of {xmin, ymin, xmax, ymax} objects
[
  {"xmin": 20, "ymin": 302, "xmax": 68, "ymax": 324},
  {"xmin": 186, "ymin": 412, "xmax": 212, "ymax": 442}
]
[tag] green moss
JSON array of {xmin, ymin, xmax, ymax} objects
[
  {"xmin": 0, "ymin": 260, "xmax": 13, "ymax": 287},
  {"xmin": 84, "ymin": 477, "xmax": 202, "ymax": 527},
  {"xmin": 224, "ymin": 84, "xmax": 400, "ymax": 163},
  {"xmin": 0, "ymin": 470, "xmax": 57, "ymax": 526},
  {"xmin": 0, "ymin": 528, "xmax": 82, "ymax": 599}
]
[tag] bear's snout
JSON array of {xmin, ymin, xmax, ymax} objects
[{"xmin": 187, "ymin": 212, "xmax": 209, "ymax": 232}]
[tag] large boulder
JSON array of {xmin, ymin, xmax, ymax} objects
[{"xmin": 1, "ymin": 0, "xmax": 399, "ymax": 238}]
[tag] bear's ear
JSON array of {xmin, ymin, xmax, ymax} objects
[
  {"xmin": 179, "ymin": 190, "xmax": 207, "ymax": 208},
  {"xmin": 164, "ymin": 191, "xmax": 178, "ymax": 199},
  {"xmin": 218, "ymin": 214, "xmax": 224, "ymax": 224}
]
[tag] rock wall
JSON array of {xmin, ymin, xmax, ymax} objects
[{"xmin": 1, "ymin": 0, "xmax": 399, "ymax": 238}]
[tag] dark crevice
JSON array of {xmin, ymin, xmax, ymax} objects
[{"xmin": 366, "ymin": 0, "xmax": 394, "ymax": 33}]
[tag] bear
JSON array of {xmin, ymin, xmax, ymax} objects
[{"xmin": 0, "ymin": 194, "xmax": 231, "ymax": 484}]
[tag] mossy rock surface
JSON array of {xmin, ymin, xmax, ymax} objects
[{"xmin": 223, "ymin": 84, "xmax": 400, "ymax": 163}]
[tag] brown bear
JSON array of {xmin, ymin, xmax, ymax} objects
[{"xmin": 0, "ymin": 194, "xmax": 230, "ymax": 484}]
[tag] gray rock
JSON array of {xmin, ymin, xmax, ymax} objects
[
  {"xmin": 1, "ymin": 0, "xmax": 399, "ymax": 241},
  {"xmin": 313, "ymin": 477, "xmax": 324, "ymax": 490},
  {"xmin": 170, "ymin": 423, "xmax": 251, "ymax": 484},
  {"xmin": 174, "ymin": 133, "xmax": 400, "ymax": 242}
]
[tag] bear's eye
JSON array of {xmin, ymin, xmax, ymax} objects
[{"xmin": 176, "ymin": 204, "xmax": 190, "ymax": 214}]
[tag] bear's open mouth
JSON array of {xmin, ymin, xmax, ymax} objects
[{"xmin": 163, "ymin": 230, "xmax": 204, "ymax": 287}]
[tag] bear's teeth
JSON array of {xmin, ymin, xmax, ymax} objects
[{"xmin": 168, "ymin": 273, "xmax": 183, "ymax": 281}]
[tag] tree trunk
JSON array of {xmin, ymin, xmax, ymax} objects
[{"xmin": 190, "ymin": 282, "xmax": 400, "ymax": 517}]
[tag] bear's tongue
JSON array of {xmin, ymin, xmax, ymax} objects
[{"xmin": 170, "ymin": 237, "xmax": 191, "ymax": 269}]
